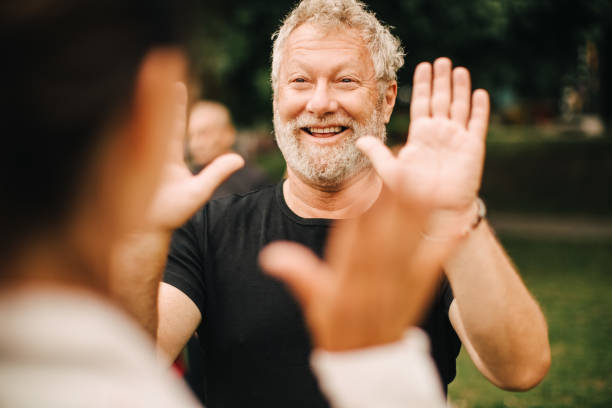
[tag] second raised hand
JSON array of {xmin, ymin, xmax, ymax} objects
[
  {"xmin": 146, "ymin": 82, "xmax": 244, "ymax": 230},
  {"xmin": 357, "ymin": 57, "xmax": 490, "ymax": 238}
]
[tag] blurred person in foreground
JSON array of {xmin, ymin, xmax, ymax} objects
[
  {"xmin": 0, "ymin": 1, "xmax": 218, "ymax": 406},
  {"xmin": 114, "ymin": 0, "xmax": 551, "ymax": 407},
  {"xmin": 0, "ymin": 0, "xmax": 453, "ymax": 407},
  {"xmin": 186, "ymin": 101, "xmax": 271, "ymax": 199}
]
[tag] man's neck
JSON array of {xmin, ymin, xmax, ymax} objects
[{"xmin": 284, "ymin": 167, "xmax": 383, "ymax": 219}]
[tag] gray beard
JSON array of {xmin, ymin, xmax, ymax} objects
[{"xmin": 273, "ymin": 106, "xmax": 386, "ymax": 188}]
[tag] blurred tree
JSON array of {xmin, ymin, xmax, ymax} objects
[
  {"xmin": 187, "ymin": 0, "xmax": 611, "ymax": 131},
  {"xmin": 187, "ymin": 2, "xmax": 287, "ymax": 128}
]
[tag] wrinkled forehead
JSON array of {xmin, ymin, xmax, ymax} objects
[
  {"xmin": 285, "ymin": 22, "xmax": 365, "ymax": 49},
  {"xmin": 280, "ymin": 22, "xmax": 374, "ymax": 75}
]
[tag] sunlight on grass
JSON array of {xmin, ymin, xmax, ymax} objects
[{"xmin": 448, "ymin": 237, "xmax": 612, "ymax": 407}]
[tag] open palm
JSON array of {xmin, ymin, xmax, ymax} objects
[
  {"xmin": 260, "ymin": 190, "xmax": 449, "ymax": 351},
  {"xmin": 146, "ymin": 83, "xmax": 244, "ymax": 230},
  {"xmin": 358, "ymin": 58, "xmax": 489, "ymax": 219}
]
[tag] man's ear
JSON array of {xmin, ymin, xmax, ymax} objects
[{"xmin": 382, "ymin": 81, "xmax": 397, "ymax": 124}]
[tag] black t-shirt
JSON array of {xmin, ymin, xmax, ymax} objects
[{"xmin": 164, "ymin": 181, "xmax": 461, "ymax": 408}]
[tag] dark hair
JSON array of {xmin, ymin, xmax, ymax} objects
[{"xmin": 0, "ymin": 0, "xmax": 194, "ymax": 258}]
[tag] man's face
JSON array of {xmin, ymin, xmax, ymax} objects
[
  {"xmin": 274, "ymin": 23, "xmax": 393, "ymax": 187},
  {"xmin": 188, "ymin": 105, "xmax": 234, "ymax": 166}
]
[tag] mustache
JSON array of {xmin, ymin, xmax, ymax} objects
[{"xmin": 287, "ymin": 114, "xmax": 357, "ymax": 130}]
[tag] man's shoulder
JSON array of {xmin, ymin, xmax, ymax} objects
[
  {"xmin": 208, "ymin": 182, "xmax": 278, "ymax": 212},
  {"xmin": 197, "ymin": 183, "xmax": 280, "ymax": 230}
]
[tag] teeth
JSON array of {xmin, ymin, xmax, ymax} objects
[{"xmin": 308, "ymin": 126, "xmax": 343, "ymax": 134}]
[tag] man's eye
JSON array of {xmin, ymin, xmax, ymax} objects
[
  {"xmin": 293, "ymin": 78, "xmax": 306, "ymax": 83},
  {"xmin": 340, "ymin": 78, "xmax": 353, "ymax": 83}
]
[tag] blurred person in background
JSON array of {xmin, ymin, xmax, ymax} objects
[
  {"xmin": 186, "ymin": 101, "xmax": 271, "ymax": 199},
  {"xmin": 0, "ymin": 0, "xmax": 454, "ymax": 407},
  {"xmin": 181, "ymin": 100, "xmax": 271, "ymax": 400},
  {"xmin": 113, "ymin": 1, "xmax": 550, "ymax": 407}
]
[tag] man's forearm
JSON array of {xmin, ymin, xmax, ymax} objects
[
  {"xmin": 444, "ymin": 221, "xmax": 550, "ymax": 390},
  {"xmin": 109, "ymin": 230, "xmax": 172, "ymax": 337}
]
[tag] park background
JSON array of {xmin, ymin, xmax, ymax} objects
[{"xmin": 185, "ymin": 1, "xmax": 612, "ymax": 406}]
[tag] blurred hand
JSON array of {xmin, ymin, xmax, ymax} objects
[
  {"xmin": 146, "ymin": 83, "xmax": 244, "ymax": 230},
  {"xmin": 259, "ymin": 191, "xmax": 451, "ymax": 351},
  {"xmin": 357, "ymin": 58, "xmax": 490, "ymax": 238}
]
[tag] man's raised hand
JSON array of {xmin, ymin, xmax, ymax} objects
[
  {"xmin": 357, "ymin": 58, "xmax": 490, "ymax": 238},
  {"xmin": 146, "ymin": 83, "xmax": 244, "ymax": 230}
]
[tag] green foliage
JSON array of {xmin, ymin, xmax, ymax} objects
[
  {"xmin": 481, "ymin": 135, "xmax": 612, "ymax": 216},
  {"xmin": 187, "ymin": 0, "xmax": 610, "ymax": 127}
]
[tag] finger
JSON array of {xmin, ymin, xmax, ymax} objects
[
  {"xmin": 325, "ymin": 217, "xmax": 360, "ymax": 277},
  {"xmin": 356, "ymin": 137, "xmax": 399, "ymax": 187},
  {"xmin": 168, "ymin": 82, "xmax": 188, "ymax": 164},
  {"xmin": 450, "ymin": 67, "xmax": 471, "ymax": 127},
  {"xmin": 259, "ymin": 241, "xmax": 330, "ymax": 309},
  {"xmin": 467, "ymin": 89, "xmax": 490, "ymax": 140},
  {"xmin": 431, "ymin": 57, "xmax": 452, "ymax": 118},
  {"xmin": 410, "ymin": 62, "xmax": 432, "ymax": 120},
  {"xmin": 191, "ymin": 153, "xmax": 244, "ymax": 201}
]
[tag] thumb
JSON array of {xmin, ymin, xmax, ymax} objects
[
  {"xmin": 356, "ymin": 136, "xmax": 398, "ymax": 184},
  {"xmin": 259, "ymin": 241, "xmax": 330, "ymax": 310},
  {"xmin": 192, "ymin": 153, "xmax": 244, "ymax": 200}
]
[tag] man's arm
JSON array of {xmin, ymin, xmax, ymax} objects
[
  {"xmin": 445, "ymin": 221, "xmax": 550, "ymax": 390},
  {"xmin": 110, "ymin": 83, "xmax": 243, "ymax": 361},
  {"xmin": 156, "ymin": 283, "xmax": 201, "ymax": 362},
  {"xmin": 357, "ymin": 57, "xmax": 551, "ymax": 390},
  {"xmin": 110, "ymin": 231, "xmax": 203, "ymax": 363}
]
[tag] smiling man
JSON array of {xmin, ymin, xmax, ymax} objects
[
  {"xmin": 273, "ymin": 23, "xmax": 391, "ymax": 189},
  {"xmin": 113, "ymin": 1, "xmax": 551, "ymax": 407}
]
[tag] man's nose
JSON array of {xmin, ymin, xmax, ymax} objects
[{"xmin": 306, "ymin": 81, "xmax": 338, "ymax": 116}]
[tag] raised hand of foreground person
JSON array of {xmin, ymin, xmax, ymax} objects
[
  {"xmin": 110, "ymin": 82, "xmax": 242, "ymax": 337},
  {"xmin": 145, "ymin": 82, "xmax": 244, "ymax": 231},
  {"xmin": 259, "ymin": 190, "xmax": 452, "ymax": 351}
]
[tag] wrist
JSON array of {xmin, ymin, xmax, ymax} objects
[{"xmin": 424, "ymin": 198, "xmax": 486, "ymax": 241}]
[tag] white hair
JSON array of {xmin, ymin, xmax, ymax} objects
[{"xmin": 271, "ymin": 0, "xmax": 405, "ymax": 92}]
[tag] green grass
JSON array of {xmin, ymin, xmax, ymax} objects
[{"xmin": 448, "ymin": 236, "xmax": 612, "ymax": 408}]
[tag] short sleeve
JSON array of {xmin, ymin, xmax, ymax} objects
[{"xmin": 163, "ymin": 209, "xmax": 207, "ymax": 317}]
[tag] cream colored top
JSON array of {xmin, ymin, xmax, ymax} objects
[{"xmin": 0, "ymin": 289, "xmax": 445, "ymax": 408}]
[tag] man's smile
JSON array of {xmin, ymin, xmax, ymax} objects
[{"xmin": 300, "ymin": 126, "xmax": 349, "ymax": 143}]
